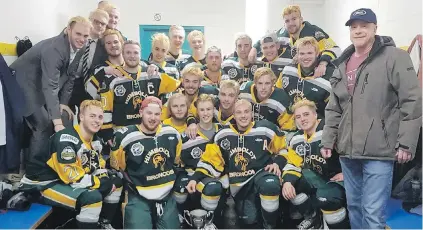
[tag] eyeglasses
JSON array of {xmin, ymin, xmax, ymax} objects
[{"xmin": 93, "ymin": 19, "xmax": 107, "ymax": 27}]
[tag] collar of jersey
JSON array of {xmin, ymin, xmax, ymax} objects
[
  {"xmin": 229, "ymin": 121, "xmax": 255, "ymax": 135},
  {"xmin": 137, "ymin": 124, "xmax": 162, "ymax": 136},
  {"xmin": 297, "ymin": 63, "xmax": 316, "ymax": 79},
  {"xmin": 74, "ymin": 125, "xmax": 93, "ymax": 150}
]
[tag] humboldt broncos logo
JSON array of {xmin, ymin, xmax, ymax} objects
[
  {"xmin": 234, "ymin": 152, "xmax": 249, "ymax": 171},
  {"xmin": 152, "ymin": 153, "xmax": 166, "ymax": 171}
]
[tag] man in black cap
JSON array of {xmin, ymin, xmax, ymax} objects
[{"xmin": 320, "ymin": 8, "xmax": 422, "ymax": 229}]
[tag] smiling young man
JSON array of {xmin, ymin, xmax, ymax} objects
[
  {"xmin": 239, "ymin": 67, "xmax": 295, "ymax": 132},
  {"xmin": 21, "ymin": 100, "xmax": 123, "ymax": 229},
  {"xmin": 276, "ymin": 36, "xmax": 333, "ymax": 118},
  {"xmin": 281, "ymin": 99, "xmax": 349, "ymax": 229},
  {"xmin": 222, "ymin": 33, "xmax": 259, "ymax": 84},
  {"xmin": 11, "ymin": 16, "xmax": 91, "ymax": 181},
  {"xmin": 250, "ymin": 5, "xmax": 341, "ymax": 78},
  {"xmin": 85, "ymin": 29, "xmax": 125, "ymax": 142},
  {"xmin": 150, "ymin": 33, "xmax": 180, "ymax": 79},
  {"xmin": 214, "ymin": 80, "xmax": 239, "ymax": 125},
  {"xmin": 321, "ymin": 8, "xmax": 422, "ymax": 229},
  {"xmin": 189, "ymin": 99, "xmax": 288, "ymax": 229},
  {"xmin": 178, "ymin": 30, "xmax": 206, "ymax": 72},
  {"xmin": 256, "ymin": 32, "xmax": 293, "ymax": 78},
  {"xmin": 110, "ymin": 96, "xmax": 181, "ymax": 229}
]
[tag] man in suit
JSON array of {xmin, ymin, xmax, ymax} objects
[
  {"xmin": 9, "ymin": 16, "xmax": 91, "ymax": 178},
  {"xmin": 68, "ymin": 9, "xmax": 109, "ymax": 113}
]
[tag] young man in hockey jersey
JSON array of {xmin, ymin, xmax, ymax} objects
[
  {"xmin": 250, "ymin": 5, "xmax": 341, "ymax": 78},
  {"xmin": 166, "ymin": 25, "xmax": 190, "ymax": 66},
  {"xmin": 178, "ymin": 30, "xmax": 206, "ymax": 72},
  {"xmin": 239, "ymin": 67, "xmax": 296, "ymax": 132},
  {"xmin": 202, "ymin": 46, "xmax": 222, "ymax": 87},
  {"xmin": 110, "ymin": 96, "xmax": 182, "ymax": 229},
  {"xmin": 162, "ymin": 93, "xmax": 189, "ymax": 133},
  {"xmin": 85, "ymin": 29, "xmax": 125, "ymax": 142},
  {"xmin": 174, "ymin": 94, "xmax": 227, "ymax": 229},
  {"xmin": 103, "ymin": 40, "xmax": 180, "ymax": 129},
  {"xmin": 276, "ymin": 37, "xmax": 333, "ymax": 118},
  {"xmin": 281, "ymin": 100, "xmax": 349, "ymax": 229},
  {"xmin": 222, "ymin": 33, "xmax": 259, "ymax": 84},
  {"xmin": 161, "ymin": 66, "xmax": 218, "ymax": 121},
  {"xmin": 150, "ymin": 33, "xmax": 180, "ymax": 79},
  {"xmin": 214, "ymin": 79, "xmax": 239, "ymax": 125},
  {"xmin": 20, "ymin": 100, "xmax": 123, "ymax": 229},
  {"xmin": 189, "ymin": 99, "xmax": 288, "ymax": 229},
  {"xmin": 257, "ymin": 32, "xmax": 293, "ymax": 78}
]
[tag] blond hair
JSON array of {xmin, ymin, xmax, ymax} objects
[
  {"xmin": 187, "ymin": 30, "xmax": 205, "ymax": 43},
  {"xmin": 151, "ymin": 33, "xmax": 170, "ymax": 51},
  {"xmin": 80, "ymin": 100, "xmax": 103, "ymax": 114},
  {"xmin": 291, "ymin": 99, "xmax": 317, "ymax": 113},
  {"xmin": 167, "ymin": 93, "xmax": 189, "ymax": 115},
  {"xmin": 220, "ymin": 80, "xmax": 240, "ymax": 95},
  {"xmin": 123, "ymin": 40, "xmax": 141, "ymax": 51},
  {"xmin": 206, "ymin": 46, "xmax": 222, "ymax": 57},
  {"xmin": 282, "ymin": 5, "xmax": 302, "ymax": 17},
  {"xmin": 195, "ymin": 94, "xmax": 216, "ymax": 108},
  {"xmin": 181, "ymin": 66, "xmax": 204, "ymax": 80},
  {"xmin": 169, "ymin": 25, "xmax": 185, "ymax": 37},
  {"xmin": 103, "ymin": 29, "xmax": 124, "ymax": 45},
  {"xmin": 65, "ymin": 16, "xmax": 92, "ymax": 34},
  {"xmin": 100, "ymin": 3, "xmax": 118, "ymax": 14},
  {"xmin": 296, "ymin": 36, "xmax": 320, "ymax": 54},
  {"xmin": 234, "ymin": 99, "xmax": 252, "ymax": 111},
  {"xmin": 234, "ymin": 33, "xmax": 252, "ymax": 47},
  {"xmin": 89, "ymin": 9, "xmax": 109, "ymax": 22},
  {"xmin": 97, "ymin": 1, "xmax": 110, "ymax": 9},
  {"xmin": 253, "ymin": 67, "xmax": 277, "ymax": 82}
]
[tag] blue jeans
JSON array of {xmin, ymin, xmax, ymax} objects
[{"xmin": 340, "ymin": 157, "xmax": 394, "ymax": 229}]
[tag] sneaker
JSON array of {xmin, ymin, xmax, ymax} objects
[
  {"xmin": 297, "ymin": 214, "xmax": 322, "ymax": 230},
  {"xmin": 98, "ymin": 219, "xmax": 115, "ymax": 230}
]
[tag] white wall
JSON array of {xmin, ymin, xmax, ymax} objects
[{"xmin": 322, "ymin": 0, "xmax": 423, "ymax": 49}]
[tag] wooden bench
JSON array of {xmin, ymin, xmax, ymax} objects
[{"xmin": 0, "ymin": 203, "xmax": 52, "ymax": 229}]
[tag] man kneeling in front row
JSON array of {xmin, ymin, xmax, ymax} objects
[{"xmin": 20, "ymin": 100, "xmax": 122, "ymax": 229}]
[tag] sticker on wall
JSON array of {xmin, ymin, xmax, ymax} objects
[{"xmin": 154, "ymin": 13, "xmax": 162, "ymax": 21}]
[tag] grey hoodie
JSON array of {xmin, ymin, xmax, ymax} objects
[{"xmin": 322, "ymin": 35, "xmax": 422, "ymax": 160}]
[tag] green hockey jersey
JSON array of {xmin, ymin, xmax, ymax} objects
[
  {"xmin": 111, "ymin": 125, "xmax": 182, "ymax": 200},
  {"xmin": 180, "ymin": 123, "xmax": 221, "ymax": 175},
  {"xmin": 165, "ymin": 51, "xmax": 190, "ymax": 68},
  {"xmin": 221, "ymin": 57, "xmax": 259, "ymax": 84},
  {"xmin": 109, "ymin": 64, "xmax": 180, "ymax": 127},
  {"xmin": 177, "ymin": 55, "xmax": 206, "ymax": 72},
  {"xmin": 239, "ymin": 81, "xmax": 296, "ymax": 131},
  {"xmin": 256, "ymin": 46, "xmax": 293, "ymax": 78},
  {"xmin": 154, "ymin": 60, "xmax": 180, "ymax": 79},
  {"xmin": 282, "ymin": 119, "xmax": 342, "ymax": 184},
  {"xmin": 276, "ymin": 63, "xmax": 333, "ymax": 118},
  {"xmin": 191, "ymin": 120, "xmax": 288, "ymax": 196},
  {"xmin": 25, "ymin": 125, "xmax": 106, "ymax": 189}
]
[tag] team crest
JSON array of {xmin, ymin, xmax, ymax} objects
[
  {"xmin": 114, "ymin": 127, "xmax": 128, "ymax": 134},
  {"xmin": 152, "ymin": 153, "xmax": 166, "ymax": 171},
  {"xmin": 234, "ymin": 152, "xmax": 249, "ymax": 171},
  {"xmin": 114, "ymin": 85, "xmax": 126, "ymax": 97},
  {"xmin": 315, "ymin": 31, "xmax": 326, "ymax": 39},
  {"xmin": 132, "ymin": 95, "xmax": 142, "ymax": 109},
  {"xmin": 250, "ymin": 65, "xmax": 258, "ymax": 74},
  {"xmin": 61, "ymin": 146, "xmax": 76, "ymax": 161},
  {"xmin": 220, "ymin": 138, "xmax": 231, "ymax": 150},
  {"xmin": 191, "ymin": 147, "xmax": 203, "ymax": 159},
  {"xmin": 295, "ymin": 144, "xmax": 305, "ymax": 156},
  {"xmin": 131, "ymin": 142, "xmax": 144, "ymax": 156},
  {"xmin": 228, "ymin": 68, "xmax": 237, "ymax": 79}
]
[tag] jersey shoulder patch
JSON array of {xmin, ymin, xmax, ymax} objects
[{"xmin": 59, "ymin": 133, "xmax": 80, "ymax": 145}]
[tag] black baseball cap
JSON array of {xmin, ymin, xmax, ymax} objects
[{"xmin": 345, "ymin": 8, "xmax": 377, "ymax": 26}]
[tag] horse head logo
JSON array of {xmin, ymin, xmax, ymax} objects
[
  {"xmin": 234, "ymin": 152, "xmax": 249, "ymax": 171},
  {"xmin": 153, "ymin": 153, "xmax": 166, "ymax": 171},
  {"xmin": 133, "ymin": 96, "xmax": 142, "ymax": 109}
]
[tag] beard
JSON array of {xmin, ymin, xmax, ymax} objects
[
  {"xmin": 142, "ymin": 120, "xmax": 159, "ymax": 132},
  {"xmin": 125, "ymin": 60, "xmax": 140, "ymax": 68}
]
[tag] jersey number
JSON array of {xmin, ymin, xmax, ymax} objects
[{"xmin": 64, "ymin": 165, "xmax": 80, "ymax": 181}]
